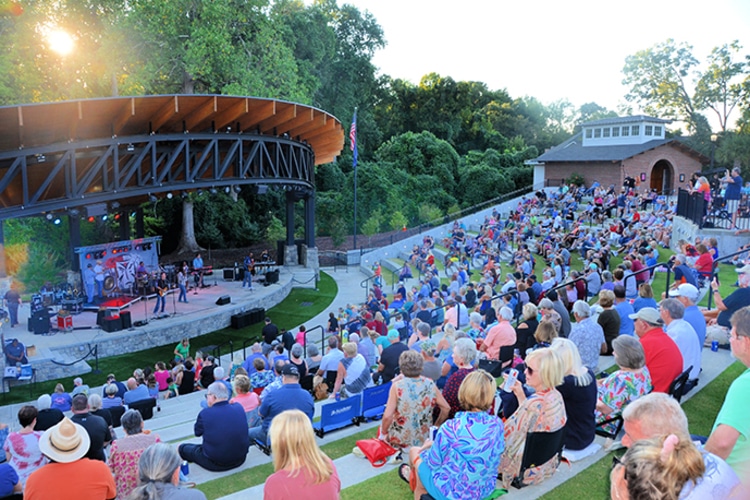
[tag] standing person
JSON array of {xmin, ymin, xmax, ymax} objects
[
  {"xmin": 263, "ymin": 410, "xmax": 340, "ymax": 499},
  {"xmin": 177, "ymin": 266, "xmax": 188, "ymax": 303},
  {"xmin": 192, "ymin": 253, "xmax": 204, "ymax": 288},
  {"xmin": 173, "ymin": 338, "xmax": 190, "ymax": 362},
  {"xmin": 25, "ymin": 418, "xmax": 116, "ymax": 500},
  {"xmin": 129, "ymin": 443, "xmax": 207, "ymax": 500},
  {"xmin": 153, "ymin": 272, "xmax": 167, "ymax": 316},
  {"xmin": 262, "ymin": 317, "xmax": 279, "ymax": 356},
  {"xmin": 93, "ymin": 259, "xmax": 106, "ymax": 298},
  {"xmin": 3, "ymin": 285, "xmax": 21, "ymax": 328},
  {"xmin": 178, "ymin": 382, "xmax": 249, "ymax": 472},
  {"xmin": 243, "ymin": 252, "xmax": 254, "ymax": 290},
  {"xmin": 630, "ymin": 308, "xmax": 683, "ymax": 393},
  {"xmin": 83, "ymin": 263, "xmax": 96, "ymax": 305},
  {"xmin": 724, "ymin": 167, "xmax": 743, "ymax": 228},
  {"xmin": 3, "ymin": 405, "xmax": 47, "ymax": 487},
  {"xmin": 705, "ymin": 305, "xmax": 750, "ymax": 486}
]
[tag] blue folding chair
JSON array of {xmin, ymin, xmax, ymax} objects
[
  {"xmin": 313, "ymin": 393, "xmax": 361, "ymax": 438},
  {"xmin": 359, "ymin": 382, "xmax": 391, "ymax": 422}
]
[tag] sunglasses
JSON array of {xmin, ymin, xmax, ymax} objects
[{"xmin": 525, "ymin": 365, "xmax": 535, "ymax": 376}]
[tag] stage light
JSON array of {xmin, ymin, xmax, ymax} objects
[
  {"xmin": 114, "ymin": 214, "xmax": 120, "ymax": 220},
  {"xmin": 149, "ymin": 194, "xmax": 157, "ymax": 203},
  {"xmin": 36, "ymin": 154, "xmax": 46, "ymax": 163},
  {"xmin": 181, "ymin": 192, "xmax": 188, "ymax": 199},
  {"xmin": 126, "ymin": 144, "xmax": 135, "ymax": 152},
  {"xmin": 111, "ymin": 201, "xmax": 120, "ymax": 209},
  {"xmin": 197, "ymin": 189, "xmax": 204, "ymax": 196},
  {"xmin": 166, "ymin": 192, "xmax": 173, "ymax": 199},
  {"xmin": 88, "ymin": 216, "xmax": 95, "ymax": 222},
  {"xmin": 45, "ymin": 213, "xmax": 53, "ymax": 220},
  {"xmin": 210, "ymin": 188, "xmax": 217, "ymax": 194},
  {"xmin": 85, "ymin": 253, "xmax": 91, "ymax": 259},
  {"xmin": 234, "ymin": 185, "xmax": 241, "ymax": 193},
  {"xmin": 102, "ymin": 215, "xmax": 108, "ymax": 221},
  {"xmin": 224, "ymin": 186, "xmax": 231, "ymax": 194}
]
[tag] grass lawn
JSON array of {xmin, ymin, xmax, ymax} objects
[{"xmin": 2, "ymin": 272, "xmax": 337, "ymax": 406}]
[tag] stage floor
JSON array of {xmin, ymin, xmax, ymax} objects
[{"xmin": 4, "ymin": 272, "xmax": 279, "ymax": 356}]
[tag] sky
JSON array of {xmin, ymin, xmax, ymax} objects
[{"xmin": 334, "ymin": 0, "xmax": 750, "ymax": 121}]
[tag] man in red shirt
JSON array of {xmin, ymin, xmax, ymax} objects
[{"xmin": 630, "ymin": 307, "xmax": 683, "ymax": 393}]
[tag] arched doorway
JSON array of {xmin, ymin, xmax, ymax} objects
[{"xmin": 650, "ymin": 160, "xmax": 674, "ymax": 194}]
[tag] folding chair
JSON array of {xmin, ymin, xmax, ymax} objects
[
  {"xmin": 509, "ymin": 427, "xmax": 565, "ymax": 489},
  {"xmin": 313, "ymin": 394, "xmax": 361, "ymax": 438},
  {"xmin": 668, "ymin": 365, "xmax": 693, "ymax": 403},
  {"xmin": 359, "ymin": 382, "xmax": 391, "ymax": 422}
]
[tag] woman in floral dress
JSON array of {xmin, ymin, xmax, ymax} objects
[
  {"xmin": 108, "ymin": 409, "xmax": 161, "ymax": 498},
  {"xmin": 498, "ymin": 347, "xmax": 567, "ymax": 488},
  {"xmin": 381, "ymin": 351, "xmax": 449, "ymax": 452},
  {"xmin": 3, "ymin": 405, "xmax": 46, "ymax": 487},
  {"xmin": 249, "ymin": 358, "xmax": 276, "ymax": 389},
  {"xmin": 595, "ymin": 335, "xmax": 652, "ymax": 434}
]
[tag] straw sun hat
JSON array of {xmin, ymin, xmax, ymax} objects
[{"xmin": 38, "ymin": 417, "xmax": 91, "ymax": 463}]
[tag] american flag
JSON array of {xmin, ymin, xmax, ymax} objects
[{"xmin": 350, "ymin": 109, "xmax": 358, "ymax": 168}]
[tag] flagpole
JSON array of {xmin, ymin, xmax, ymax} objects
[{"xmin": 351, "ymin": 108, "xmax": 358, "ymax": 250}]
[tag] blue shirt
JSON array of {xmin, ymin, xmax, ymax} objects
[
  {"xmin": 194, "ymin": 400, "xmax": 249, "ymax": 464},
  {"xmin": 683, "ymin": 304, "xmax": 707, "ymax": 348},
  {"xmin": 615, "ymin": 301, "xmax": 635, "ymax": 336},
  {"xmin": 242, "ymin": 352, "xmax": 270, "ymax": 375},
  {"xmin": 123, "ymin": 384, "xmax": 151, "ymax": 404},
  {"xmin": 258, "ymin": 383, "xmax": 314, "ymax": 433}
]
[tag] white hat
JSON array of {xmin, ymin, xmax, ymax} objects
[
  {"xmin": 39, "ymin": 417, "xmax": 90, "ymax": 463},
  {"xmin": 668, "ymin": 283, "xmax": 699, "ymax": 302}
]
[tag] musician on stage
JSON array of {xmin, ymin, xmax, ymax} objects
[
  {"xmin": 193, "ymin": 253, "xmax": 204, "ymax": 288},
  {"xmin": 94, "ymin": 260, "xmax": 105, "ymax": 297},
  {"xmin": 243, "ymin": 253, "xmax": 254, "ymax": 290},
  {"xmin": 83, "ymin": 263, "xmax": 96, "ymax": 305},
  {"xmin": 177, "ymin": 266, "xmax": 188, "ymax": 303},
  {"xmin": 153, "ymin": 272, "xmax": 168, "ymax": 315},
  {"xmin": 260, "ymin": 249, "xmax": 271, "ymax": 263},
  {"xmin": 135, "ymin": 261, "xmax": 149, "ymax": 295}
]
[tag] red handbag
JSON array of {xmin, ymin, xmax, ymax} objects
[{"xmin": 355, "ymin": 438, "xmax": 398, "ymax": 467}]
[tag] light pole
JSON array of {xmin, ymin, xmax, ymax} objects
[{"xmin": 710, "ymin": 133, "xmax": 718, "ymax": 169}]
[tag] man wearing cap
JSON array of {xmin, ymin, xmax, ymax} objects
[
  {"xmin": 669, "ymin": 283, "xmax": 706, "ymax": 348},
  {"xmin": 705, "ymin": 305, "xmax": 750, "ymax": 486},
  {"xmin": 248, "ymin": 364, "xmax": 314, "ymax": 446},
  {"xmin": 377, "ymin": 330, "xmax": 409, "ymax": 384},
  {"xmin": 659, "ymin": 299, "xmax": 701, "ymax": 391},
  {"xmin": 26, "ymin": 417, "xmax": 116, "ymax": 500},
  {"xmin": 70, "ymin": 394, "xmax": 111, "ymax": 462},
  {"xmin": 179, "ymin": 382, "xmax": 249, "ymax": 472},
  {"xmin": 704, "ymin": 267, "xmax": 750, "ymax": 338},
  {"xmin": 631, "ymin": 307, "xmax": 683, "ymax": 393}
]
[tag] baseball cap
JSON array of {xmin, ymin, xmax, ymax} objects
[
  {"xmin": 628, "ymin": 307, "xmax": 663, "ymax": 325},
  {"xmin": 280, "ymin": 364, "xmax": 300, "ymax": 377},
  {"xmin": 668, "ymin": 283, "xmax": 699, "ymax": 302}
]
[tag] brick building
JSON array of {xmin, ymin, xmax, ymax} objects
[{"xmin": 531, "ymin": 115, "xmax": 709, "ymax": 193}]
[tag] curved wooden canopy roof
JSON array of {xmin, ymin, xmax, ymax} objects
[{"xmin": 0, "ymin": 94, "xmax": 345, "ymax": 165}]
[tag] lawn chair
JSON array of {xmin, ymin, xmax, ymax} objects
[
  {"xmin": 508, "ymin": 427, "xmax": 566, "ymax": 489},
  {"xmin": 668, "ymin": 366, "xmax": 693, "ymax": 403}
]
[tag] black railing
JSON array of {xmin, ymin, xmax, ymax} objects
[
  {"xmin": 706, "ymin": 248, "xmax": 750, "ymax": 308},
  {"xmin": 303, "ymin": 325, "xmax": 326, "ymax": 359},
  {"xmin": 210, "ymin": 340, "xmax": 233, "ymax": 366},
  {"xmin": 242, "ymin": 337, "xmax": 260, "ymax": 361},
  {"xmin": 676, "ymin": 188, "xmax": 707, "ymax": 228},
  {"xmin": 319, "ymin": 250, "xmax": 349, "ymax": 271},
  {"xmin": 548, "ymin": 275, "xmax": 589, "ymax": 302}
]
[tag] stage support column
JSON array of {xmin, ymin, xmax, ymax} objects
[
  {"xmin": 135, "ymin": 208, "xmax": 145, "ymax": 238},
  {"xmin": 284, "ymin": 191, "xmax": 298, "ymax": 266},
  {"xmin": 0, "ymin": 221, "xmax": 6, "ymax": 278},
  {"xmin": 119, "ymin": 210, "xmax": 130, "ymax": 241},
  {"xmin": 301, "ymin": 192, "xmax": 319, "ymax": 276},
  {"xmin": 69, "ymin": 214, "xmax": 81, "ymax": 273}
]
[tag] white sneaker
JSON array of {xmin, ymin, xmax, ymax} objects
[
  {"xmin": 352, "ymin": 446, "xmax": 365, "ymax": 458},
  {"xmin": 388, "ymin": 451, "xmax": 403, "ymax": 465}
]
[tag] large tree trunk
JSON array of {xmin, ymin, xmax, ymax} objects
[{"xmin": 177, "ymin": 200, "xmax": 204, "ymax": 254}]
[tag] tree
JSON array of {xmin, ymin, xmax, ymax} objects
[
  {"xmin": 622, "ymin": 39, "xmax": 700, "ymax": 130},
  {"xmin": 176, "ymin": 199, "xmax": 204, "ymax": 254},
  {"xmin": 694, "ymin": 41, "xmax": 748, "ymax": 132}
]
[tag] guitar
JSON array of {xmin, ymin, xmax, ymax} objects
[{"xmin": 157, "ymin": 283, "xmax": 168, "ymax": 297}]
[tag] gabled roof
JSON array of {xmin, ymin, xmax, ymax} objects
[
  {"xmin": 535, "ymin": 133, "xmax": 708, "ymax": 164},
  {"xmin": 582, "ymin": 115, "xmax": 671, "ymax": 127}
]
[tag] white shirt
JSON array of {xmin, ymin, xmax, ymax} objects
[{"xmin": 665, "ymin": 319, "xmax": 701, "ymax": 381}]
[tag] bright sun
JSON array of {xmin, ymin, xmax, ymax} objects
[{"xmin": 46, "ymin": 29, "xmax": 74, "ymax": 56}]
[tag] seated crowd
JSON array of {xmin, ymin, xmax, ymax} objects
[{"xmin": 2, "ymin": 182, "xmax": 750, "ymax": 499}]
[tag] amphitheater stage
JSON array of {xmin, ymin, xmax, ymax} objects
[{"xmin": 2, "ymin": 268, "xmax": 296, "ymax": 384}]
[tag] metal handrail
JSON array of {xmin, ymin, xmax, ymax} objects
[
  {"xmin": 548, "ymin": 275, "xmax": 590, "ymax": 302},
  {"xmin": 210, "ymin": 340, "xmax": 233, "ymax": 366},
  {"xmin": 242, "ymin": 337, "xmax": 259, "ymax": 361},
  {"xmin": 303, "ymin": 324, "xmax": 326, "ymax": 359},
  {"xmin": 706, "ymin": 248, "xmax": 750, "ymax": 308}
]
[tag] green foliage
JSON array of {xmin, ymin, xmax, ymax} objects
[
  {"xmin": 389, "ymin": 211, "xmax": 408, "ymax": 231},
  {"xmin": 265, "ymin": 215, "xmax": 285, "ymax": 243},
  {"xmin": 16, "ymin": 244, "xmax": 65, "ymax": 292},
  {"xmin": 694, "ymin": 41, "xmax": 748, "ymax": 132},
  {"xmin": 192, "ymin": 195, "xmax": 260, "ymax": 249},
  {"xmin": 361, "ymin": 208, "xmax": 382, "ymax": 237},
  {"xmin": 417, "ymin": 203, "xmax": 443, "ymax": 225},
  {"xmin": 566, "ymin": 172, "xmax": 585, "ymax": 186}
]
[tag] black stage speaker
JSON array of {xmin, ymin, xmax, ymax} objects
[
  {"xmin": 96, "ymin": 309, "xmax": 107, "ymax": 327},
  {"xmin": 216, "ymin": 295, "xmax": 231, "ymax": 306},
  {"xmin": 102, "ymin": 316, "xmax": 122, "ymax": 333},
  {"xmin": 231, "ymin": 311, "xmax": 252, "ymax": 329},
  {"xmin": 265, "ymin": 270, "xmax": 279, "ymax": 284},
  {"xmin": 29, "ymin": 310, "xmax": 50, "ymax": 335},
  {"xmin": 223, "ymin": 269, "xmax": 235, "ymax": 281},
  {"xmin": 249, "ymin": 307, "xmax": 265, "ymax": 325},
  {"xmin": 120, "ymin": 311, "xmax": 132, "ymax": 329}
]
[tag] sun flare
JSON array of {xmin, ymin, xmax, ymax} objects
[{"xmin": 46, "ymin": 29, "xmax": 74, "ymax": 56}]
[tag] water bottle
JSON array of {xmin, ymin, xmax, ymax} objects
[{"xmin": 180, "ymin": 460, "xmax": 190, "ymax": 479}]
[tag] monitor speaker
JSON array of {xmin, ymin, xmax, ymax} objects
[{"xmin": 216, "ymin": 295, "xmax": 231, "ymax": 306}]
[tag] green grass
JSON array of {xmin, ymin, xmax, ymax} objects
[{"xmin": 4, "ymin": 272, "xmax": 337, "ymax": 405}]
